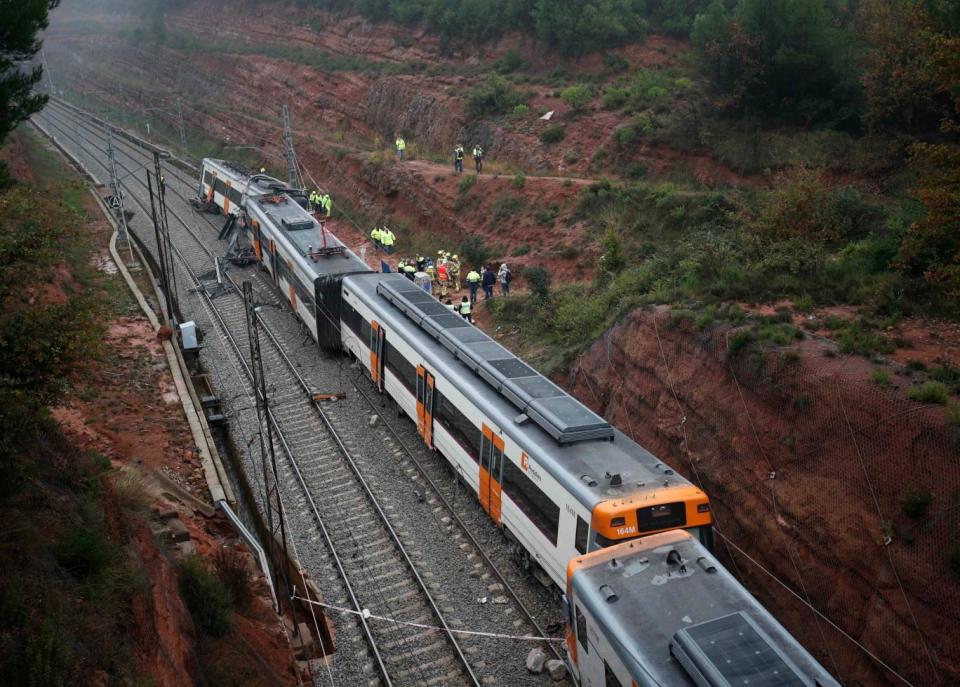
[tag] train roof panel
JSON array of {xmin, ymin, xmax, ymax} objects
[
  {"xmin": 344, "ymin": 272, "xmax": 701, "ymax": 510},
  {"xmin": 569, "ymin": 531, "xmax": 840, "ymax": 687},
  {"xmin": 378, "ymin": 277, "xmax": 613, "ymax": 444}
]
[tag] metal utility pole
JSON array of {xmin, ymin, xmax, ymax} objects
[
  {"xmin": 281, "ymin": 104, "xmax": 303, "ymax": 190},
  {"xmin": 176, "ymin": 98, "xmax": 188, "ymax": 156},
  {"xmin": 104, "ymin": 121, "xmax": 134, "ymax": 263},
  {"xmin": 153, "ymin": 152, "xmax": 179, "ymax": 323},
  {"xmin": 242, "ymin": 281, "xmax": 291, "ymax": 613},
  {"xmin": 41, "ymin": 49, "xmax": 54, "ymax": 94},
  {"xmin": 147, "ymin": 172, "xmax": 173, "ymax": 324}
]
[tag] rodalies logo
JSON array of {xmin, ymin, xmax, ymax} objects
[{"xmin": 521, "ymin": 452, "xmax": 529, "ymax": 470}]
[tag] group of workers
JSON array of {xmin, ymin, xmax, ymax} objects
[
  {"xmin": 365, "ymin": 236, "xmax": 513, "ymax": 321},
  {"xmin": 394, "ymin": 134, "xmax": 485, "ymax": 176},
  {"xmin": 369, "ymin": 225, "xmax": 397, "ymax": 254},
  {"xmin": 454, "ymin": 144, "xmax": 484, "ymax": 175},
  {"xmin": 309, "ymin": 190, "xmax": 332, "ymax": 217}
]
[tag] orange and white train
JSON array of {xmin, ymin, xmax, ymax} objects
[{"xmin": 196, "ymin": 158, "xmax": 838, "ymax": 686}]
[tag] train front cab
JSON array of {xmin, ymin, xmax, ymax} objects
[{"xmin": 590, "ymin": 489, "xmax": 713, "ymax": 555}]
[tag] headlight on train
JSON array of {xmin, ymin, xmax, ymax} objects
[{"xmin": 697, "ymin": 503, "xmax": 711, "ymax": 513}]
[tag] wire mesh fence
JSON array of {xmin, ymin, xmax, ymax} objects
[{"xmin": 571, "ymin": 309, "xmax": 960, "ymax": 687}]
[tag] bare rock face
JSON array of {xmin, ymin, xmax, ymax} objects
[
  {"xmin": 130, "ymin": 521, "xmax": 202, "ymax": 686},
  {"xmin": 566, "ymin": 308, "xmax": 960, "ymax": 686},
  {"xmin": 365, "ymin": 79, "xmax": 462, "ymax": 146},
  {"xmin": 526, "ymin": 646, "xmax": 547, "ymax": 674}
]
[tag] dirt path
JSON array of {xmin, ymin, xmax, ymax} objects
[{"xmin": 398, "ymin": 158, "xmax": 597, "ymax": 185}]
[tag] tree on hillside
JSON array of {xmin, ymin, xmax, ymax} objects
[
  {"xmin": 0, "ymin": 0, "xmax": 60, "ymax": 184},
  {"xmin": 691, "ymin": 0, "xmax": 861, "ymax": 127},
  {"xmin": 533, "ymin": 0, "xmax": 647, "ymax": 56},
  {"xmin": 896, "ymin": 23, "xmax": 960, "ymax": 312},
  {"xmin": 859, "ymin": 0, "xmax": 945, "ymax": 134}
]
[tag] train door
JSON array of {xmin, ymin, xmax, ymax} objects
[
  {"xmin": 369, "ymin": 321, "xmax": 385, "ymax": 392},
  {"xmin": 479, "ymin": 425, "xmax": 504, "ymax": 525},
  {"xmin": 268, "ymin": 239, "xmax": 278, "ymax": 285},
  {"xmin": 251, "ymin": 220, "xmax": 263, "ymax": 261},
  {"xmin": 415, "ymin": 366, "xmax": 435, "ymax": 448}
]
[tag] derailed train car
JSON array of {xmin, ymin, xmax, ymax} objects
[
  {"xmin": 564, "ymin": 531, "xmax": 840, "ymax": 687},
  {"xmin": 197, "ymin": 159, "xmax": 371, "ymax": 350}
]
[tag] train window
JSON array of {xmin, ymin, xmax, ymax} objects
[
  {"xmin": 502, "ymin": 458, "xmax": 559, "ymax": 546},
  {"xmin": 214, "ymin": 178, "xmax": 228, "ymax": 197},
  {"xmin": 433, "ymin": 391, "xmax": 480, "ymax": 461},
  {"xmin": 604, "ymin": 661, "xmax": 622, "ymax": 687},
  {"xmin": 385, "ymin": 343, "xmax": 417, "ymax": 394},
  {"xmin": 575, "ymin": 605, "xmax": 588, "ymax": 654},
  {"xmin": 229, "ymin": 187, "xmax": 243, "ymax": 205},
  {"xmin": 636, "ymin": 502, "xmax": 686, "ymax": 532},
  {"xmin": 480, "ymin": 435, "xmax": 492, "ymax": 470},
  {"xmin": 360, "ymin": 318, "xmax": 371, "ymax": 346},
  {"xmin": 341, "ymin": 301, "xmax": 363, "ymax": 338},
  {"xmin": 491, "ymin": 443, "xmax": 502, "ymax": 480},
  {"xmin": 575, "ymin": 516, "xmax": 588, "ymax": 555},
  {"xmin": 203, "ymin": 171, "xmax": 214, "ymax": 188}
]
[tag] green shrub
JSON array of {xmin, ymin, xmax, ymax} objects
[
  {"xmin": 494, "ymin": 48, "xmax": 528, "ymax": 74},
  {"xmin": 334, "ymin": 148, "xmax": 348, "ymax": 161},
  {"xmin": 929, "ymin": 363, "xmax": 960, "ymax": 393},
  {"xmin": 560, "ymin": 84, "xmax": 594, "ymax": 111},
  {"xmin": 625, "ymin": 162, "xmax": 648, "ymax": 179},
  {"xmin": 466, "ymin": 75, "xmax": 526, "ymax": 118},
  {"xmin": 564, "ymin": 148, "xmax": 581, "ymax": 164},
  {"xmin": 540, "ymin": 125, "xmax": 566, "ymax": 144},
  {"xmin": 908, "ymin": 381, "xmax": 950, "ymax": 405},
  {"xmin": 836, "ymin": 322, "xmax": 894, "ymax": 356},
  {"xmin": 179, "ymin": 556, "xmax": 232, "ymax": 638},
  {"xmin": 491, "ymin": 196, "xmax": 524, "ymax": 220},
  {"xmin": 872, "ymin": 368, "xmax": 891, "ymax": 386},
  {"xmin": 458, "ymin": 175, "xmax": 476, "ymax": 194},
  {"xmin": 794, "ymin": 294, "xmax": 814, "ymax": 312},
  {"xmin": 947, "ymin": 404, "xmax": 960, "ymax": 426},
  {"xmin": 213, "ymin": 547, "xmax": 254, "ymax": 611},
  {"xmin": 513, "ymin": 172, "xmax": 526, "ymax": 189},
  {"xmin": 729, "ymin": 329, "xmax": 754, "ymax": 353},
  {"xmin": 54, "ymin": 526, "xmax": 115, "ymax": 579},
  {"xmin": 757, "ymin": 323, "xmax": 802, "ymax": 345},
  {"xmin": 525, "ymin": 266, "xmax": 551, "ymax": 301},
  {"xmin": 906, "ymin": 359, "xmax": 928, "ymax": 372},
  {"xmin": 615, "ymin": 124, "xmax": 639, "ymax": 149},
  {"xmin": 901, "ymin": 490, "xmax": 933, "ymax": 519},
  {"xmin": 602, "ymin": 86, "xmax": 628, "ymax": 110},
  {"xmin": 512, "ymin": 103, "xmax": 530, "ymax": 117},
  {"xmin": 460, "ymin": 235, "xmax": 493, "ymax": 268},
  {"xmin": 534, "ymin": 205, "xmax": 558, "ymax": 225},
  {"xmin": 511, "ymin": 243, "xmax": 531, "ymax": 257}
]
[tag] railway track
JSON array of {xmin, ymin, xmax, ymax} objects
[{"xmin": 33, "ymin": 99, "xmax": 565, "ymax": 686}]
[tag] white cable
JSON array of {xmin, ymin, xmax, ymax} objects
[{"xmin": 291, "ymin": 595, "xmax": 565, "ymax": 644}]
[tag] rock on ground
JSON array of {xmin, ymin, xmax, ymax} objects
[
  {"xmin": 525, "ymin": 646, "xmax": 546, "ymax": 674},
  {"xmin": 546, "ymin": 659, "xmax": 567, "ymax": 681}
]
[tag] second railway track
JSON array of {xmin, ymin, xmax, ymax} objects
[{"xmin": 33, "ymin": 99, "xmax": 565, "ymax": 687}]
